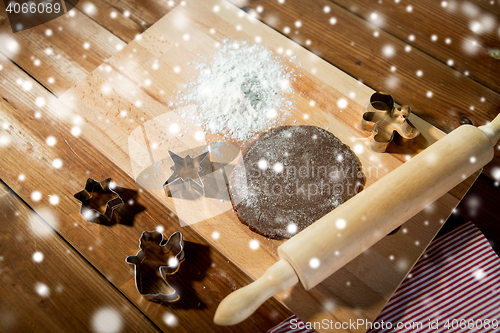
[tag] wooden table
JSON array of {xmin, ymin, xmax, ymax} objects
[{"xmin": 0, "ymin": 0, "xmax": 499, "ymax": 332}]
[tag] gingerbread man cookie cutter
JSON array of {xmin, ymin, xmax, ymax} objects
[
  {"xmin": 126, "ymin": 231, "xmax": 185, "ymax": 303},
  {"xmin": 361, "ymin": 92, "xmax": 420, "ymax": 152}
]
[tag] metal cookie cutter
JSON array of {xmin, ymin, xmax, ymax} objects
[
  {"xmin": 74, "ymin": 178, "xmax": 124, "ymax": 222},
  {"xmin": 164, "ymin": 150, "xmax": 212, "ymax": 197},
  {"xmin": 126, "ymin": 231, "xmax": 185, "ymax": 303},
  {"xmin": 361, "ymin": 92, "xmax": 420, "ymax": 152}
]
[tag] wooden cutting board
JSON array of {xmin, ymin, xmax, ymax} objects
[{"xmin": 59, "ymin": 0, "xmax": 478, "ymax": 331}]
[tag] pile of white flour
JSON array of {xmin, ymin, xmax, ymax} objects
[{"xmin": 177, "ymin": 39, "xmax": 294, "ymax": 141}]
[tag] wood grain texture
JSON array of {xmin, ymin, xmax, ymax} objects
[
  {"xmin": 329, "ymin": 0, "xmax": 500, "ymax": 94},
  {"xmin": 0, "ymin": 54, "xmax": 291, "ymax": 332},
  {"xmin": 468, "ymin": 0, "xmax": 500, "ymax": 18},
  {"xmin": 0, "ymin": 0, "xmax": 498, "ymax": 331},
  {"xmin": 233, "ymin": 0, "xmax": 500, "ymax": 178},
  {"xmin": 54, "ymin": 1, "xmax": 480, "ymax": 331},
  {"xmin": 65, "ymin": 0, "xmax": 177, "ymax": 43},
  {"xmin": 0, "ymin": 2, "xmax": 125, "ymax": 96},
  {"xmin": 234, "ymin": 0, "xmax": 500, "ymax": 130},
  {"xmin": 0, "ymin": 182, "xmax": 160, "ymax": 333}
]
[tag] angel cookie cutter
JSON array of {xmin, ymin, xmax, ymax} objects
[
  {"xmin": 126, "ymin": 231, "xmax": 185, "ymax": 302},
  {"xmin": 361, "ymin": 92, "xmax": 420, "ymax": 152}
]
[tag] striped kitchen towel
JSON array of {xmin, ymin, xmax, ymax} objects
[{"xmin": 269, "ymin": 222, "xmax": 500, "ymax": 333}]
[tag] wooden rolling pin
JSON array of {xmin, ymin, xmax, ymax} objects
[{"xmin": 214, "ymin": 114, "xmax": 500, "ymax": 326}]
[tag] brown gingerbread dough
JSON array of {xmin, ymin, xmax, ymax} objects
[{"xmin": 229, "ymin": 125, "xmax": 365, "ymax": 239}]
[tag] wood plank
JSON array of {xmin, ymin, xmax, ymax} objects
[
  {"xmin": 0, "ymin": 55, "xmax": 292, "ymax": 332},
  {"xmin": 56, "ymin": 1, "xmax": 482, "ymax": 331},
  {"xmin": 468, "ymin": 0, "xmax": 500, "ymax": 18},
  {"xmin": 0, "ymin": 2, "xmax": 125, "ymax": 96},
  {"xmin": 65, "ymin": 0, "xmax": 177, "ymax": 43},
  {"xmin": 328, "ymin": 0, "xmax": 500, "ymax": 94},
  {"xmin": 233, "ymin": 0, "xmax": 500, "ymax": 178},
  {"xmin": 234, "ymin": 0, "xmax": 500, "ymax": 130},
  {"xmin": 0, "ymin": 182, "xmax": 160, "ymax": 333}
]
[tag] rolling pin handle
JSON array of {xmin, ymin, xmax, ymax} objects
[
  {"xmin": 214, "ymin": 259, "xmax": 298, "ymax": 326},
  {"xmin": 478, "ymin": 113, "xmax": 500, "ymax": 146}
]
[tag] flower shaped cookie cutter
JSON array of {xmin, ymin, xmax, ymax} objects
[
  {"xmin": 361, "ymin": 92, "xmax": 420, "ymax": 152},
  {"xmin": 74, "ymin": 178, "xmax": 124, "ymax": 222},
  {"xmin": 126, "ymin": 231, "xmax": 185, "ymax": 302}
]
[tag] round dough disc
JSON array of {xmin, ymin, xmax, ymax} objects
[{"xmin": 229, "ymin": 125, "xmax": 365, "ymax": 239}]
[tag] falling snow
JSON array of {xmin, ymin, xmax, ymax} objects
[
  {"xmin": 0, "ymin": 6, "xmax": 496, "ymax": 330},
  {"xmin": 287, "ymin": 223, "xmax": 298, "ymax": 234},
  {"xmin": 382, "ymin": 45, "xmax": 395, "ymax": 57},
  {"xmin": 353, "ymin": 144, "xmax": 364, "ymax": 154},
  {"xmin": 35, "ymin": 97, "xmax": 46, "ymax": 107},
  {"xmin": 91, "ymin": 308, "xmax": 123, "ymax": 333},
  {"xmin": 35, "ymin": 282, "xmax": 50, "ymax": 297},
  {"xmin": 31, "ymin": 191, "xmax": 42, "ymax": 202},
  {"xmin": 0, "ymin": 34, "xmax": 20, "ymax": 56},
  {"xmin": 337, "ymin": 98, "xmax": 348, "ymax": 109},
  {"xmin": 163, "ymin": 313, "xmax": 178, "ymax": 327},
  {"xmin": 0, "ymin": 135, "xmax": 10, "ymax": 146},
  {"xmin": 32, "ymin": 252, "xmax": 44, "ymax": 263},
  {"xmin": 49, "ymin": 195, "xmax": 60, "ymax": 205},
  {"xmin": 335, "ymin": 219, "xmax": 346, "ymax": 230},
  {"xmin": 168, "ymin": 257, "xmax": 179, "ymax": 268},
  {"xmin": 82, "ymin": 2, "xmax": 97, "ymax": 15},
  {"xmin": 309, "ymin": 257, "xmax": 320, "ymax": 269},
  {"xmin": 473, "ymin": 268, "xmax": 486, "ymax": 280},
  {"xmin": 52, "ymin": 158, "xmax": 63, "ymax": 169},
  {"xmin": 258, "ymin": 159, "xmax": 268, "ymax": 170},
  {"xmin": 249, "ymin": 239, "xmax": 260, "ymax": 250},
  {"xmin": 71, "ymin": 126, "xmax": 81, "ymax": 137},
  {"xmin": 273, "ymin": 162, "xmax": 284, "ymax": 173}
]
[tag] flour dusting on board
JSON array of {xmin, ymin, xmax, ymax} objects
[{"xmin": 176, "ymin": 39, "xmax": 295, "ymax": 141}]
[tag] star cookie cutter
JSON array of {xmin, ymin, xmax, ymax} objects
[
  {"xmin": 361, "ymin": 92, "xmax": 420, "ymax": 152},
  {"xmin": 126, "ymin": 231, "xmax": 185, "ymax": 303},
  {"xmin": 74, "ymin": 178, "xmax": 124, "ymax": 222},
  {"xmin": 164, "ymin": 150, "xmax": 212, "ymax": 197}
]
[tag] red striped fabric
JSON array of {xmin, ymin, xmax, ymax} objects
[
  {"xmin": 368, "ymin": 222, "xmax": 500, "ymax": 333},
  {"xmin": 269, "ymin": 222, "xmax": 500, "ymax": 333}
]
